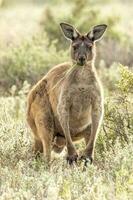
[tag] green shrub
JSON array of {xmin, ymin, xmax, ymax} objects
[
  {"xmin": 0, "ymin": 33, "xmax": 69, "ymax": 93},
  {"xmin": 97, "ymin": 65, "xmax": 133, "ymax": 156},
  {"xmin": 99, "ymin": 62, "xmax": 120, "ymax": 94}
]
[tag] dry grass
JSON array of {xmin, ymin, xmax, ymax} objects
[{"xmin": 0, "ymin": 90, "xmax": 133, "ymax": 200}]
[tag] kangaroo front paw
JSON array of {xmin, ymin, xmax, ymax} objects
[
  {"xmin": 66, "ymin": 153, "xmax": 78, "ymax": 165},
  {"xmin": 80, "ymin": 153, "xmax": 93, "ymax": 166}
]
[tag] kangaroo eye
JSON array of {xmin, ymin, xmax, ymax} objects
[
  {"xmin": 86, "ymin": 45, "xmax": 92, "ymax": 50},
  {"xmin": 73, "ymin": 45, "xmax": 77, "ymax": 50},
  {"xmin": 72, "ymin": 44, "xmax": 79, "ymax": 50}
]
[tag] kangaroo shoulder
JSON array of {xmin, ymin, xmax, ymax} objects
[{"xmin": 45, "ymin": 62, "xmax": 71, "ymax": 79}]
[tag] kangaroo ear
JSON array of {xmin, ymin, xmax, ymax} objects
[
  {"xmin": 87, "ymin": 24, "xmax": 107, "ymax": 42},
  {"xmin": 60, "ymin": 22, "xmax": 80, "ymax": 41}
]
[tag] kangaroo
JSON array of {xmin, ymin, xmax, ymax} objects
[{"xmin": 27, "ymin": 22, "xmax": 107, "ymax": 165}]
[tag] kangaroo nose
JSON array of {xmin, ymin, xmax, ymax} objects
[
  {"xmin": 79, "ymin": 56, "xmax": 85, "ymax": 61},
  {"xmin": 78, "ymin": 56, "xmax": 85, "ymax": 65}
]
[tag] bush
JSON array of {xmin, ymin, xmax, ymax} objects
[
  {"xmin": 97, "ymin": 65, "xmax": 133, "ymax": 156},
  {"xmin": 0, "ymin": 33, "xmax": 69, "ymax": 93}
]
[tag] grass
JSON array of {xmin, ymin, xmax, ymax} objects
[{"xmin": 0, "ymin": 92, "xmax": 133, "ymax": 200}]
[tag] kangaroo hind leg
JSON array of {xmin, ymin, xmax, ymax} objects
[
  {"xmin": 33, "ymin": 91, "xmax": 54, "ymax": 162},
  {"xmin": 27, "ymin": 115, "xmax": 43, "ymax": 155}
]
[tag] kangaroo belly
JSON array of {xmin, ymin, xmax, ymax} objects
[
  {"xmin": 69, "ymin": 90, "xmax": 92, "ymax": 134},
  {"xmin": 69, "ymin": 108, "xmax": 92, "ymax": 134}
]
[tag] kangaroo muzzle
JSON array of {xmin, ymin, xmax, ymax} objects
[{"xmin": 78, "ymin": 56, "xmax": 86, "ymax": 66}]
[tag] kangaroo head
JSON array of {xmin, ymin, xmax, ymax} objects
[{"xmin": 60, "ymin": 22, "xmax": 107, "ymax": 66}]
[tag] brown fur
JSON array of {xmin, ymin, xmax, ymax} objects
[{"xmin": 27, "ymin": 23, "xmax": 107, "ymax": 164}]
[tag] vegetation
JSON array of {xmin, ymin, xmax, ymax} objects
[{"xmin": 0, "ymin": 0, "xmax": 133, "ymax": 199}]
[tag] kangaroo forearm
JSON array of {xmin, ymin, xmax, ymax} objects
[{"xmin": 85, "ymin": 108, "xmax": 103, "ymax": 155}]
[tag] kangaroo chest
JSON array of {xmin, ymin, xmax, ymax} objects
[
  {"xmin": 70, "ymin": 84, "xmax": 92, "ymax": 114},
  {"xmin": 60, "ymin": 69, "xmax": 99, "ymax": 118}
]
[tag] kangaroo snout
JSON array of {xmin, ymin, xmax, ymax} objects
[{"xmin": 78, "ymin": 56, "xmax": 86, "ymax": 66}]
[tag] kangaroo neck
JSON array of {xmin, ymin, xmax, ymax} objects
[
  {"xmin": 64, "ymin": 60, "xmax": 96, "ymax": 86},
  {"xmin": 70, "ymin": 59, "xmax": 95, "ymax": 76}
]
